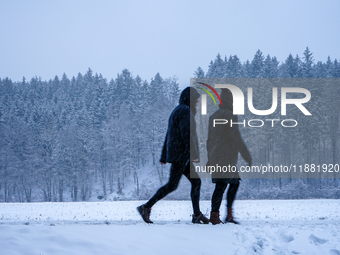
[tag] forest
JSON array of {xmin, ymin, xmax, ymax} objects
[{"xmin": 0, "ymin": 47, "xmax": 339, "ymax": 202}]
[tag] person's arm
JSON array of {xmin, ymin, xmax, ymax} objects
[
  {"xmin": 178, "ymin": 107, "xmax": 190, "ymax": 146},
  {"xmin": 178, "ymin": 107, "xmax": 199, "ymax": 161},
  {"xmin": 160, "ymin": 131, "xmax": 168, "ymax": 164},
  {"xmin": 189, "ymin": 111, "xmax": 200, "ymax": 162},
  {"xmin": 230, "ymin": 115, "xmax": 252, "ymax": 166}
]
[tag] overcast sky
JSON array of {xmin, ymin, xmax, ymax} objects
[{"xmin": 1, "ymin": 0, "xmax": 339, "ymax": 89}]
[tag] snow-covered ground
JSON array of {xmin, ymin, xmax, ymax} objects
[{"xmin": 1, "ymin": 199, "xmax": 340, "ymax": 255}]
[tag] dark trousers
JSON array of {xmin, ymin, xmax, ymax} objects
[
  {"xmin": 145, "ymin": 161, "xmax": 201, "ymax": 215},
  {"xmin": 211, "ymin": 181, "xmax": 239, "ymax": 212}
]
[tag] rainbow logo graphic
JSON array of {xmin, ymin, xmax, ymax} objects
[
  {"xmin": 196, "ymin": 82, "xmax": 222, "ymax": 115},
  {"xmin": 197, "ymin": 82, "xmax": 222, "ymax": 106}
]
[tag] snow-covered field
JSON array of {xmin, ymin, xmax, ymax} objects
[{"xmin": 1, "ymin": 200, "xmax": 340, "ymax": 255}]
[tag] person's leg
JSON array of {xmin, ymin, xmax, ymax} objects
[
  {"xmin": 211, "ymin": 182, "xmax": 228, "ymax": 212},
  {"xmin": 225, "ymin": 180, "xmax": 240, "ymax": 224},
  {"xmin": 145, "ymin": 162, "xmax": 184, "ymax": 208},
  {"xmin": 184, "ymin": 162, "xmax": 209, "ymax": 224},
  {"xmin": 184, "ymin": 162, "xmax": 201, "ymax": 215},
  {"xmin": 226, "ymin": 180, "xmax": 240, "ymax": 208},
  {"xmin": 209, "ymin": 182, "xmax": 227, "ymax": 224}
]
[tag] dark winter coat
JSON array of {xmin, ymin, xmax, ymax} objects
[
  {"xmin": 160, "ymin": 87, "xmax": 200, "ymax": 163},
  {"xmin": 206, "ymin": 104, "xmax": 251, "ymax": 183}
]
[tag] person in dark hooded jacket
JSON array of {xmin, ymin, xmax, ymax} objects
[
  {"xmin": 207, "ymin": 88, "xmax": 252, "ymax": 225},
  {"xmin": 137, "ymin": 87, "xmax": 209, "ymax": 224}
]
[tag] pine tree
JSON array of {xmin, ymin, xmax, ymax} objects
[
  {"xmin": 314, "ymin": 61, "xmax": 326, "ymax": 77},
  {"xmin": 333, "ymin": 59, "xmax": 340, "ymax": 77},
  {"xmin": 283, "ymin": 54, "xmax": 299, "ymax": 77},
  {"xmin": 168, "ymin": 78, "xmax": 180, "ymax": 107},
  {"xmin": 115, "ymin": 69, "xmax": 136, "ymax": 108},
  {"xmin": 302, "ymin": 47, "xmax": 314, "ymax": 77},
  {"xmin": 206, "ymin": 54, "xmax": 225, "ymax": 77},
  {"xmin": 251, "ymin": 50, "xmax": 264, "ymax": 77},
  {"xmin": 243, "ymin": 60, "xmax": 252, "ymax": 77},
  {"xmin": 226, "ymin": 55, "xmax": 242, "ymax": 77},
  {"xmin": 324, "ymin": 56, "xmax": 333, "ymax": 78},
  {"xmin": 150, "ymin": 72, "xmax": 165, "ymax": 97},
  {"xmin": 193, "ymin": 66, "xmax": 205, "ymax": 78},
  {"xmin": 263, "ymin": 55, "xmax": 279, "ymax": 78},
  {"xmin": 206, "ymin": 60, "xmax": 214, "ymax": 77}
]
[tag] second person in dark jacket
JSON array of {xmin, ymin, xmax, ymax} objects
[{"xmin": 206, "ymin": 88, "xmax": 252, "ymax": 224}]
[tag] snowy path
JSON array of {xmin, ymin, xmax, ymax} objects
[{"xmin": 1, "ymin": 200, "xmax": 340, "ymax": 255}]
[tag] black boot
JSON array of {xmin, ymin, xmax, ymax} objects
[
  {"xmin": 192, "ymin": 211, "xmax": 209, "ymax": 224},
  {"xmin": 137, "ymin": 204, "xmax": 153, "ymax": 224}
]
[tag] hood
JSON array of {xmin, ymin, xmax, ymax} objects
[
  {"xmin": 179, "ymin": 87, "xmax": 200, "ymax": 107},
  {"xmin": 219, "ymin": 88, "xmax": 233, "ymax": 111}
]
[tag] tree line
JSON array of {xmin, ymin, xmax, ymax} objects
[
  {"xmin": 0, "ymin": 69, "xmax": 179, "ymax": 202},
  {"xmin": 0, "ymin": 47, "xmax": 339, "ymax": 202},
  {"xmin": 194, "ymin": 47, "xmax": 340, "ymax": 79},
  {"xmin": 194, "ymin": 47, "xmax": 340, "ymax": 199}
]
